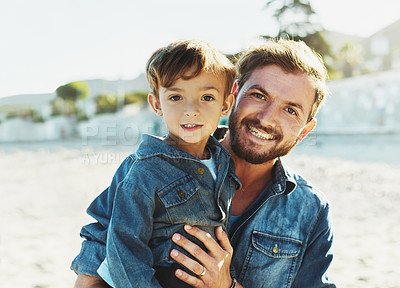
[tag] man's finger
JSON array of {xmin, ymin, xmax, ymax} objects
[
  {"xmin": 183, "ymin": 225, "xmax": 223, "ymax": 254},
  {"xmin": 170, "ymin": 247, "xmax": 206, "ymax": 276},
  {"xmin": 215, "ymin": 226, "xmax": 233, "ymax": 254}
]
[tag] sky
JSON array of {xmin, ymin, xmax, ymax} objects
[{"xmin": 1, "ymin": 0, "xmax": 399, "ymax": 99}]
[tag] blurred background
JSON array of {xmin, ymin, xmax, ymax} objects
[{"xmin": 0, "ymin": 1, "xmax": 399, "ymax": 287}]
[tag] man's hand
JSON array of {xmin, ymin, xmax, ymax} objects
[
  {"xmin": 74, "ymin": 274, "xmax": 111, "ymax": 288},
  {"xmin": 170, "ymin": 225, "xmax": 240, "ymax": 288}
]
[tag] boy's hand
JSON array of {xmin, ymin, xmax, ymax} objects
[{"xmin": 170, "ymin": 225, "xmax": 238, "ymax": 288}]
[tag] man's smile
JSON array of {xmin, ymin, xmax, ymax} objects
[{"xmin": 247, "ymin": 124, "xmax": 276, "ymax": 140}]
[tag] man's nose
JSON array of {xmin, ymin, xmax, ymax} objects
[{"xmin": 257, "ymin": 103, "xmax": 279, "ymax": 128}]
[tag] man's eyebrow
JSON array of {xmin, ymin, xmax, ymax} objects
[{"xmin": 286, "ymin": 101, "xmax": 305, "ymax": 113}]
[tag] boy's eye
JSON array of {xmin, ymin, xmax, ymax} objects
[
  {"xmin": 169, "ymin": 95, "xmax": 182, "ymax": 101},
  {"xmin": 202, "ymin": 95, "xmax": 215, "ymax": 101}
]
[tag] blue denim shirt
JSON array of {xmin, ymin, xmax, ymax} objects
[
  {"xmin": 228, "ymin": 160, "xmax": 335, "ymax": 288},
  {"xmin": 71, "ymin": 131, "xmax": 335, "ymax": 287},
  {"xmin": 72, "ymin": 134, "xmax": 240, "ymax": 287}
]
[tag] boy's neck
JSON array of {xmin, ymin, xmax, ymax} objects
[{"xmin": 164, "ymin": 135, "xmax": 210, "ymax": 160}]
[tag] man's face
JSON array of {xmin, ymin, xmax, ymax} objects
[{"xmin": 228, "ymin": 65, "xmax": 316, "ymax": 164}]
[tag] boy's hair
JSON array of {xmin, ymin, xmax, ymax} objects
[
  {"xmin": 236, "ymin": 39, "xmax": 329, "ymax": 121},
  {"xmin": 146, "ymin": 39, "xmax": 235, "ymax": 99}
]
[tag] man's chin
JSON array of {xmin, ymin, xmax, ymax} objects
[{"xmin": 231, "ymin": 142, "xmax": 274, "ymax": 164}]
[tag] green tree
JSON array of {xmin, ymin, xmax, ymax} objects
[
  {"xmin": 95, "ymin": 93, "xmax": 118, "ymax": 114},
  {"xmin": 55, "ymin": 81, "xmax": 89, "ymax": 115},
  {"xmin": 124, "ymin": 91, "xmax": 148, "ymax": 105},
  {"xmin": 56, "ymin": 81, "xmax": 88, "ymax": 102},
  {"xmin": 338, "ymin": 41, "xmax": 363, "ymax": 77},
  {"xmin": 262, "ymin": 0, "xmax": 333, "ymax": 65}
]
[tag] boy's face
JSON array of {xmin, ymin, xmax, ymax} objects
[{"xmin": 149, "ymin": 69, "xmax": 234, "ymax": 155}]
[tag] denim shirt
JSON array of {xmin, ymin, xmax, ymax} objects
[
  {"xmin": 71, "ymin": 131, "xmax": 335, "ymax": 288},
  {"xmin": 228, "ymin": 159, "xmax": 335, "ymax": 288},
  {"xmin": 72, "ymin": 134, "xmax": 240, "ymax": 287}
]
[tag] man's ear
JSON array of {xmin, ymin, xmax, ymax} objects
[
  {"xmin": 298, "ymin": 118, "xmax": 317, "ymax": 142},
  {"xmin": 148, "ymin": 93, "xmax": 163, "ymax": 116},
  {"xmin": 221, "ymin": 93, "xmax": 235, "ymax": 117}
]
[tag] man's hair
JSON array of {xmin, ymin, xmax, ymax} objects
[
  {"xmin": 146, "ymin": 39, "xmax": 235, "ymax": 99},
  {"xmin": 236, "ymin": 39, "xmax": 329, "ymax": 121}
]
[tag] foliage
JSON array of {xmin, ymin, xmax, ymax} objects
[
  {"xmin": 338, "ymin": 41, "xmax": 363, "ymax": 77},
  {"xmin": 95, "ymin": 93, "xmax": 118, "ymax": 114},
  {"xmin": 262, "ymin": 0, "xmax": 333, "ymax": 67},
  {"xmin": 75, "ymin": 107, "xmax": 90, "ymax": 122},
  {"xmin": 30, "ymin": 109, "xmax": 46, "ymax": 123},
  {"xmin": 124, "ymin": 91, "xmax": 148, "ymax": 105},
  {"xmin": 56, "ymin": 81, "xmax": 88, "ymax": 102}
]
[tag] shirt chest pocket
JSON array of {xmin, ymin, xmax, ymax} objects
[
  {"xmin": 252, "ymin": 231, "xmax": 302, "ymax": 258},
  {"xmin": 156, "ymin": 175, "xmax": 207, "ymax": 224},
  {"xmin": 239, "ymin": 231, "xmax": 303, "ymax": 286}
]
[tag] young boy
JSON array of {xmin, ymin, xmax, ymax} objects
[{"xmin": 75, "ymin": 39, "xmax": 240, "ymax": 287}]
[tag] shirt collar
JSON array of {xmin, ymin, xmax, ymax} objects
[
  {"xmin": 135, "ymin": 134, "xmax": 227, "ymax": 161},
  {"xmin": 271, "ymin": 158, "xmax": 297, "ymax": 196}
]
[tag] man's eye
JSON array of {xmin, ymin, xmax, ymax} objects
[
  {"xmin": 202, "ymin": 95, "xmax": 215, "ymax": 101},
  {"xmin": 253, "ymin": 93, "xmax": 265, "ymax": 100},
  {"xmin": 286, "ymin": 107, "xmax": 297, "ymax": 115},
  {"xmin": 169, "ymin": 95, "xmax": 181, "ymax": 101}
]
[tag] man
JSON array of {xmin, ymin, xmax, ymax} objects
[{"xmin": 72, "ymin": 39, "xmax": 335, "ymax": 288}]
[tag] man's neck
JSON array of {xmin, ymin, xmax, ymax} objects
[{"xmin": 221, "ymin": 134, "xmax": 276, "ymax": 215}]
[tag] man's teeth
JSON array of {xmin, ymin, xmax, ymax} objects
[
  {"xmin": 248, "ymin": 125, "xmax": 274, "ymax": 140},
  {"xmin": 183, "ymin": 124, "xmax": 197, "ymax": 128}
]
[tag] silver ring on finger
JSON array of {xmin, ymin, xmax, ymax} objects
[{"xmin": 199, "ymin": 266, "xmax": 206, "ymax": 277}]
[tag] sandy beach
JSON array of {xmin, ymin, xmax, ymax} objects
[{"xmin": 0, "ymin": 135, "xmax": 399, "ymax": 288}]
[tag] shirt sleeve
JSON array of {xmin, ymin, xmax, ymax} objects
[
  {"xmin": 70, "ymin": 156, "xmax": 136, "ymax": 277},
  {"xmin": 106, "ymin": 179, "xmax": 163, "ymax": 287},
  {"xmin": 292, "ymin": 201, "xmax": 336, "ymax": 288}
]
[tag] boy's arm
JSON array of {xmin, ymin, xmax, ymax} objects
[
  {"xmin": 71, "ymin": 156, "xmax": 135, "ymax": 277},
  {"xmin": 106, "ymin": 180, "xmax": 162, "ymax": 287}
]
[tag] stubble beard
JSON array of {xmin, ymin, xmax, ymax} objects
[{"xmin": 228, "ymin": 109, "xmax": 298, "ymax": 165}]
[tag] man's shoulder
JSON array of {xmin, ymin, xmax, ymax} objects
[{"xmin": 283, "ymin": 163, "xmax": 330, "ymax": 209}]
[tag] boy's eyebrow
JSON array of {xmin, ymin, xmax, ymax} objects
[
  {"xmin": 164, "ymin": 85, "xmax": 221, "ymax": 92},
  {"xmin": 201, "ymin": 85, "xmax": 221, "ymax": 92},
  {"xmin": 247, "ymin": 84, "xmax": 305, "ymax": 113}
]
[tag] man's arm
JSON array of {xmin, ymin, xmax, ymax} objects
[
  {"xmin": 292, "ymin": 202, "xmax": 336, "ymax": 287},
  {"xmin": 171, "ymin": 225, "xmax": 244, "ymax": 288},
  {"xmin": 74, "ymin": 275, "xmax": 111, "ymax": 288}
]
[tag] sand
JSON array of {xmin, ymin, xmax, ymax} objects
[{"xmin": 0, "ymin": 139, "xmax": 399, "ymax": 288}]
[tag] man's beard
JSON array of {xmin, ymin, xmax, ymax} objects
[{"xmin": 228, "ymin": 109, "xmax": 298, "ymax": 165}]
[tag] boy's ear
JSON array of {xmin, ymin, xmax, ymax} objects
[
  {"xmin": 221, "ymin": 93, "xmax": 235, "ymax": 118},
  {"xmin": 148, "ymin": 93, "xmax": 163, "ymax": 116}
]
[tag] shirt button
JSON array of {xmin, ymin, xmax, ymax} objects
[
  {"xmin": 177, "ymin": 189, "xmax": 186, "ymax": 198},
  {"xmin": 197, "ymin": 168, "xmax": 204, "ymax": 175},
  {"xmin": 273, "ymin": 244, "xmax": 279, "ymax": 254}
]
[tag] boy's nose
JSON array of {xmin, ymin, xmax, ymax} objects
[{"xmin": 184, "ymin": 102, "xmax": 200, "ymax": 117}]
